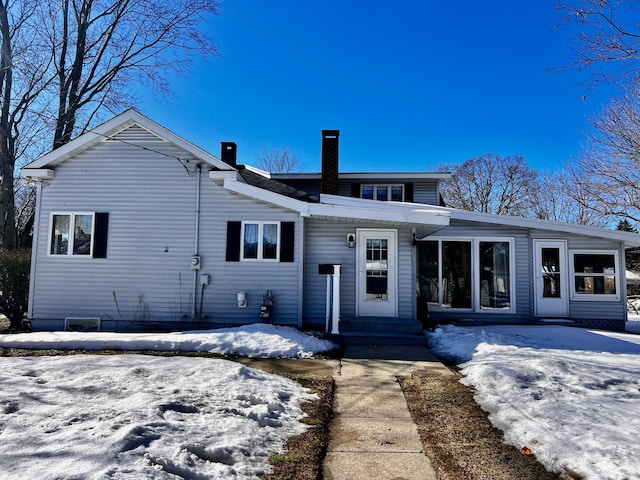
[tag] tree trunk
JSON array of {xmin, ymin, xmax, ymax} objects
[{"xmin": 0, "ymin": 1, "xmax": 16, "ymax": 249}]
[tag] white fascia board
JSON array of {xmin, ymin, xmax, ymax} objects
[
  {"xmin": 271, "ymin": 171, "xmax": 452, "ymax": 180},
  {"xmin": 446, "ymin": 208, "xmax": 640, "ymax": 247},
  {"xmin": 309, "ymin": 202, "xmax": 450, "ymax": 225},
  {"xmin": 25, "ymin": 109, "xmax": 233, "ymax": 171},
  {"xmin": 319, "ymin": 193, "xmax": 445, "ymax": 212},
  {"xmin": 223, "ymin": 178, "xmax": 311, "ymax": 216},
  {"xmin": 21, "ymin": 168, "xmax": 55, "ymax": 180}
]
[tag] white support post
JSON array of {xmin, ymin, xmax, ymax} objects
[
  {"xmin": 331, "ymin": 264, "xmax": 341, "ymax": 334},
  {"xmin": 325, "ymin": 274, "xmax": 331, "ymax": 333}
]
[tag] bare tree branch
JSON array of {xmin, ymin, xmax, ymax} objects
[{"xmin": 256, "ymin": 146, "xmax": 305, "ymax": 173}]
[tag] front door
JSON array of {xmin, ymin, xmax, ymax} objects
[
  {"xmin": 357, "ymin": 229, "xmax": 397, "ymax": 317},
  {"xmin": 534, "ymin": 240, "xmax": 569, "ymax": 316}
]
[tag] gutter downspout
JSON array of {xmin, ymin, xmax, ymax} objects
[{"xmin": 192, "ymin": 164, "xmax": 202, "ymax": 322}]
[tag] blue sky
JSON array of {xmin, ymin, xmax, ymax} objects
[{"xmin": 138, "ymin": 1, "xmax": 619, "ymax": 173}]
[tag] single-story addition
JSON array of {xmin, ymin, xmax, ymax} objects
[{"xmin": 22, "ymin": 109, "xmax": 640, "ymax": 341}]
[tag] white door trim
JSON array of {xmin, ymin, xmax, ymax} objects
[
  {"xmin": 533, "ymin": 239, "xmax": 569, "ymax": 317},
  {"xmin": 356, "ymin": 229, "xmax": 398, "ymax": 317}
]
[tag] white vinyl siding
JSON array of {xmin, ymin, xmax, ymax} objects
[{"xmin": 29, "ymin": 125, "xmax": 302, "ymax": 329}]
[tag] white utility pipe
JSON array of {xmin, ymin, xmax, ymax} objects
[
  {"xmin": 192, "ymin": 164, "xmax": 202, "ymax": 321},
  {"xmin": 331, "ymin": 264, "xmax": 341, "ymax": 334}
]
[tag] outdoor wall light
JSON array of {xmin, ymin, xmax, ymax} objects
[{"xmin": 346, "ymin": 233, "xmax": 356, "ymax": 248}]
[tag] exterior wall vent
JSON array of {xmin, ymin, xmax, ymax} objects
[{"xmin": 65, "ymin": 317, "xmax": 101, "ymax": 331}]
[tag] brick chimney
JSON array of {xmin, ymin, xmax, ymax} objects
[
  {"xmin": 321, "ymin": 130, "xmax": 340, "ymax": 195},
  {"xmin": 221, "ymin": 142, "xmax": 237, "ymax": 168}
]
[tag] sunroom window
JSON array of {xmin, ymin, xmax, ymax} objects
[
  {"xmin": 479, "ymin": 241, "xmax": 511, "ymax": 310},
  {"xmin": 417, "ymin": 237, "xmax": 514, "ymax": 312},
  {"xmin": 571, "ymin": 251, "xmax": 619, "ymax": 300}
]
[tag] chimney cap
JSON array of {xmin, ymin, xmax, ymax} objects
[{"xmin": 322, "ymin": 130, "xmax": 340, "ymax": 137}]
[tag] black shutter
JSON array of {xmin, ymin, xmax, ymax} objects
[
  {"xmin": 226, "ymin": 221, "xmax": 241, "ymax": 262},
  {"xmin": 404, "ymin": 183, "xmax": 414, "ymax": 203},
  {"xmin": 280, "ymin": 222, "xmax": 295, "ymax": 262},
  {"xmin": 93, "ymin": 212, "xmax": 109, "ymax": 258},
  {"xmin": 351, "ymin": 182, "xmax": 361, "ymax": 198}
]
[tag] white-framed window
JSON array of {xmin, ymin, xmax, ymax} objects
[
  {"xmin": 570, "ymin": 250, "xmax": 620, "ymax": 301},
  {"xmin": 49, "ymin": 212, "xmax": 95, "ymax": 256},
  {"xmin": 416, "ymin": 236, "xmax": 515, "ymax": 313},
  {"xmin": 241, "ymin": 221, "xmax": 280, "ymax": 261},
  {"xmin": 361, "ymin": 184, "xmax": 404, "ymax": 202}
]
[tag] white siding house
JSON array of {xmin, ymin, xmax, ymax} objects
[{"xmin": 22, "ymin": 109, "xmax": 640, "ymax": 337}]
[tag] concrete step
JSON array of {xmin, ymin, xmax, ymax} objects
[
  {"xmin": 328, "ymin": 331, "xmax": 427, "ymax": 346},
  {"xmin": 339, "ymin": 317, "xmax": 424, "ymax": 335}
]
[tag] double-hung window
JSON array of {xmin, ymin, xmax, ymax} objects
[
  {"xmin": 241, "ymin": 221, "xmax": 280, "ymax": 261},
  {"xmin": 49, "ymin": 212, "xmax": 109, "ymax": 258},
  {"xmin": 361, "ymin": 184, "xmax": 404, "ymax": 202},
  {"xmin": 570, "ymin": 250, "xmax": 619, "ymax": 300}
]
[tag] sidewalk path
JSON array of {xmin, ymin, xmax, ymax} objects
[{"xmin": 323, "ymin": 344, "xmax": 455, "ymax": 480}]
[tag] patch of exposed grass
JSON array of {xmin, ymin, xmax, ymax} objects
[
  {"xmin": 399, "ymin": 371, "xmax": 562, "ymax": 480},
  {"xmin": 261, "ymin": 376, "xmax": 334, "ymax": 480}
]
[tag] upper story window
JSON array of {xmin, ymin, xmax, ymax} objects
[
  {"xmin": 570, "ymin": 250, "xmax": 619, "ymax": 300},
  {"xmin": 241, "ymin": 221, "xmax": 280, "ymax": 261},
  {"xmin": 48, "ymin": 212, "xmax": 109, "ymax": 258},
  {"xmin": 361, "ymin": 184, "xmax": 404, "ymax": 202}
]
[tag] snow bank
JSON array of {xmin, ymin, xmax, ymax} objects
[
  {"xmin": 0, "ymin": 354, "xmax": 316, "ymax": 479},
  {"xmin": 0, "ymin": 323, "xmax": 337, "ymax": 359},
  {"xmin": 427, "ymin": 325, "xmax": 640, "ymax": 480}
]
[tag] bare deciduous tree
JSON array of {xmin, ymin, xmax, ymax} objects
[
  {"xmin": 569, "ymin": 89, "xmax": 640, "ymax": 225},
  {"xmin": 439, "ymin": 154, "xmax": 539, "ymax": 217},
  {"xmin": 556, "ymin": 0, "xmax": 640, "ymax": 87},
  {"xmin": 256, "ymin": 146, "xmax": 304, "ymax": 173},
  {"xmin": 0, "ymin": 0, "xmax": 222, "ymax": 248},
  {"xmin": 0, "ymin": 1, "xmax": 55, "ymax": 249},
  {"xmin": 532, "ymin": 170, "xmax": 607, "ymax": 226},
  {"xmin": 42, "ymin": 0, "xmax": 222, "ymax": 149}
]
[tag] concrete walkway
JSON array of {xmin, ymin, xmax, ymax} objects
[{"xmin": 323, "ymin": 344, "xmax": 455, "ymax": 480}]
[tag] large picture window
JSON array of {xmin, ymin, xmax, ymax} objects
[
  {"xmin": 417, "ymin": 237, "xmax": 514, "ymax": 313},
  {"xmin": 570, "ymin": 250, "xmax": 619, "ymax": 300},
  {"xmin": 48, "ymin": 212, "xmax": 109, "ymax": 258}
]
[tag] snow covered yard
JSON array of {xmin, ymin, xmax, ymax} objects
[
  {"xmin": 0, "ymin": 325, "xmax": 337, "ymax": 479},
  {"xmin": 427, "ymin": 324, "xmax": 640, "ymax": 480}
]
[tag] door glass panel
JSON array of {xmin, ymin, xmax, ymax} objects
[
  {"xmin": 366, "ymin": 238, "xmax": 388, "ymax": 301},
  {"xmin": 541, "ymin": 247, "xmax": 561, "ymax": 298}
]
